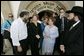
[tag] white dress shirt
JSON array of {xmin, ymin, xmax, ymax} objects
[{"xmin": 10, "ymin": 17, "xmax": 28, "ymax": 46}]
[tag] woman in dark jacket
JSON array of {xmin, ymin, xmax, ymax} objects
[{"xmin": 28, "ymin": 14, "xmax": 42, "ymax": 55}]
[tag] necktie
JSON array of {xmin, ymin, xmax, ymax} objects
[{"xmin": 61, "ymin": 17, "xmax": 64, "ymax": 31}]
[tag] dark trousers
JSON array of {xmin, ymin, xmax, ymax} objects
[
  {"xmin": 3, "ymin": 30, "xmax": 13, "ymax": 47},
  {"xmin": 1, "ymin": 34, "xmax": 3, "ymax": 53},
  {"xmin": 65, "ymin": 48, "xmax": 83, "ymax": 55},
  {"xmin": 39, "ymin": 37, "xmax": 43, "ymax": 49},
  {"xmin": 30, "ymin": 39, "xmax": 39, "ymax": 55},
  {"xmin": 13, "ymin": 39, "xmax": 28, "ymax": 55}
]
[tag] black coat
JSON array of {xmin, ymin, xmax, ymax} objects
[
  {"xmin": 27, "ymin": 22, "xmax": 42, "ymax": 55},
  {"xmin": 27, "ymin": 22, "xmax": 42, "ymax": 45},
  {"xmin": 54, "ymin": 16, "xmax": 68, "ymax": 50},
  {"xmin": 55, "ymin": 16, "xmax": 68, "ymax": 34},
  {"xmin": 60, "ymin": 22, "xmax": 83, "ymax": 55}
]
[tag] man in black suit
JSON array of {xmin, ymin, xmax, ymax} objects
[
  {"xmin": 53, "ymin": 8, "xmax": 68, "ymax": 54},
  {"xmin": 60, "ymin": 6, "xmax": 83, "ymax": 55},
  {"xmin": 55, "ymin": 8, "xmax": 68, "ymax": 34}
]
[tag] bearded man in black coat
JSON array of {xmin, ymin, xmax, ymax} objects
[{"xmin": 60, "ymin": 6, "xmax": 83, "ymax": 55}]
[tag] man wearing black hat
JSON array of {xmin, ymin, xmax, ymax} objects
[{"xmin": 60, "ymin": 6, "xmax": 83, "ymax": 55}]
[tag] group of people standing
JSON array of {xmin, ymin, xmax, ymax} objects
[{"xmin": 1, "ymin": 6, "xmax": 83, "ymax": 55}]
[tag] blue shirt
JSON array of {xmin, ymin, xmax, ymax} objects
[
  {"xmin": 1, "ymin": 19, "xmax": 13, "ymax": 34},
  {"xmin": 41, "ymin": 22, "xmax": 46, "ymax": 33}
]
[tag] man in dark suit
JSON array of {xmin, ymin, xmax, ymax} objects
[
  {"xmin": 60, "ymin": 6, "xmax": 83, "ymax": 55},
  {"xmin": 55, "ymin": 8, "xmax": 68, "ymax": 34},
  {"xmin": 53, "ymin": 8, "xmax": 68, "ymax": 54}
]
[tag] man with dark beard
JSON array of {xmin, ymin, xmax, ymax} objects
[
  {"xmin": 10, "ymin": 10, "xmax": 29, "ymax": 55},
  {"xmin": 60, "ymin": 6, "xmax": 83, "ymax": 55}
]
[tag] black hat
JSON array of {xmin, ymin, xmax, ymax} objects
[{"xmin": 66, "ymin": 6, "xmax": 83, "ymax": 16}]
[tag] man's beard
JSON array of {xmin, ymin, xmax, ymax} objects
[
  {"xmin": 67, "ymin": 18, "xmax": 76, "ymax": 27},
  {"xmin": 23, "ymin": 18, "xmax": 28, "ymax": 23}
]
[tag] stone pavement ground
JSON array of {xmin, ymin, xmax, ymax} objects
[
  {"xmin": 1, "ymin": 47, "xmax": 60, "ymax": 55},
  {"xmin": 1, "ymin": 39, "xmax": 60, "ymax": 55}
]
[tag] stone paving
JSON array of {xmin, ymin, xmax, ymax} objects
[{"xmin": 1, "ymin": 39, "xmax": 59, "ymax": 55}]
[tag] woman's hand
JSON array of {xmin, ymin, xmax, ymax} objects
[{"xmin": 36, "ymin": 35, "xmax": 40, "ymax": 39}]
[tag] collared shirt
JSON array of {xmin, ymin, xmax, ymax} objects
[
  {"xmin": 10, "ymin": 17, "xmax": 27, "ymax": 46},
  {"xmin": 69, "ymin": 20, "xmax": 80, "ymax": 31}
]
